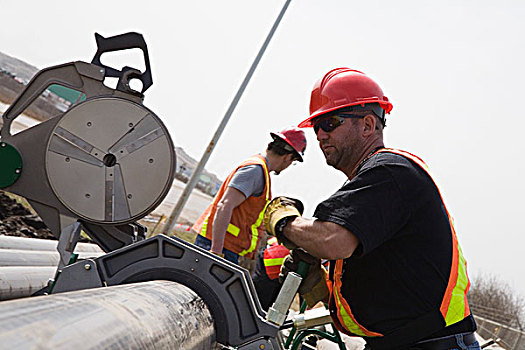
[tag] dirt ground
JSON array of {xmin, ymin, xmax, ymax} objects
[
  {"xmin": 0, "ymin": 191, "xmax": 194, "ymax": 244},
  {"xmin": 0, "ymin": 191, "xmax": 55, "ymax": 240}
]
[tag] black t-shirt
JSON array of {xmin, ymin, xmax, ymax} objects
[{"xmin": 314, "ymin": 151, "xmax": 475, "ymax": 347}]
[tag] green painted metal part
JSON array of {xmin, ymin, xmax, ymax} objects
[
  {"xmin": 283, "ymin": 259, "xmax": 347, "ymax": 350},
  {"xmin": 290, "ymin": 327, "xmax": 347, "ymax": 350},
  {"xmin": 0, "ymin": 142, "xmax": 22, "ymax": 188},
  {"xmin": 284, "ymin": 299, "xmax": 347, "ymax": 350}
]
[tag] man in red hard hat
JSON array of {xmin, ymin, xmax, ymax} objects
[
  {"xmin": 192, "ymin": 126, "xmax": 306, "ymax": 266},
  {"xmin": 264, "ymin": 69, "xmax": 479, "ymax": 349}
]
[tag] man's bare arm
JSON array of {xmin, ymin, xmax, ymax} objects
[
  {"xmin": 283, "ymin": 217, "xmax": 360, "ymax": 260},
  {"xmin": 210, "ymin": 187, "xmax": 246, "ymax": 254}
]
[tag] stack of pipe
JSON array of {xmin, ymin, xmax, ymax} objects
[
  {"xmin": 0, "ymin": 280, "xmax": 216, "ymax": 349},
  {"xmin": 0, "ymin": 235, "xmax": 103, "ymax": 300}
]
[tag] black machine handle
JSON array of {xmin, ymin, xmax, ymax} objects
[{"xmin": 91, "ymin": 32, "xmax": 153, "ymax": 94}]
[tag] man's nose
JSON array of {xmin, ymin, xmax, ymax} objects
[{"xmin": 316, "ymin": 129, "xmax": 329, "ymax": 142}]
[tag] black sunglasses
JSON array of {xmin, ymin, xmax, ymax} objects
[{"xmin": 312, "ymin": 114, "xmax": 365, "ymax": 134}]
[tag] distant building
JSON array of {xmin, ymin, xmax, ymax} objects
[{"xmin": 174, "ymin": 147, "xmax": 222, "ymax": 196}]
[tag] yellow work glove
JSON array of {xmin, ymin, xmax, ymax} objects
[
  {"xmin": 263, "ymin": 196, "xmax": 304, "ymax": 249},
  {"xmin": 279, "ymin": 248, "xmax": 329, "ymax": 308}
]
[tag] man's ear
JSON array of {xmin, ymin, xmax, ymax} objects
[{"xmin": 362, "ymin": 115, "xmax": 376, "ymax": 136}]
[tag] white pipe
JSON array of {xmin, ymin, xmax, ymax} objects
[
  {"xmin": 0, "ymin": 248, "xmax": 103, "ymax": 267},
  {"xmin": 0, "ymin": 266, "xmax": 55, "ymax": 300},
  {"xmin": 0, "ymin": 280, "xmax": 215, "ymax": 350},
  {"xmin": 0, "ymin": 235, "xmax": 103, "ymax": 252}
]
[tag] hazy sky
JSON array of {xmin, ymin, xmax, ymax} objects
[{"xmin": 1, "ymin": 0, "xmax": 524, "ymax": 297}]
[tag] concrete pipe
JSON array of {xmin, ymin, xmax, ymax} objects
[
  {"xmin": 0, "ymin": 235, "xmax": 103, "ymax": 253},
  {"xmin": 0, "ymin": 266, "xmax": 56, "ymax": 300},
  {"xmin": 0, "ymin": 280, "xmax": 215, "ymax": 350},
  {"xmin": 0, "ymin": 248, "xmax": 104, "ymax": 267}
]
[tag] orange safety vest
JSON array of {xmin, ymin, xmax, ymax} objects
[
  {"xmin": 327, "ymin": 148, "xmax": 471, "ymax": 338},
  {"xmin": 263, "ymin": 243, "xmax": 290, "ymax": 280},
  {"xmin": 192, "ymin": 155, "xmax": 271, "ymax": 259}
]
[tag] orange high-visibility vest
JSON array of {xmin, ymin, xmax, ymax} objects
[
  {"xmin": 263, "ymin": 244, "xmax": 290, "ymax": 280},
  {"xmin": 192, "ymin": 155, "xmax": 271, "ymax": 259},
  {"xmin": 327, "ymin": 148, "xmax": 471, "ymax": 338}
]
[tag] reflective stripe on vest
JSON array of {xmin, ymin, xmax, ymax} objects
[
  {"xmin": 227, "ymin": 223, "xmax": 240, "ymax": 236},
  {"xmin": 200, "ymin": 215, "xmax": 209, "ymax": 237},
  {"xmin": 237, "ymin": 160, "xmax": 271, "ymax": 256},
  {"xmin": 263, "ymin": 244, "xmax": 290, "ymax": 280},
  {"xmin": 200, "ymin": 217, "xmax": 240, "ymax": 237},
  {"xmin": 382, "ymin": 149, "xmax": 471, "ymax": 325},
  {"xmin": 331, "ymin": 259, "xmax": 383, "ymax": 337},
  {"xmin": 328, "ymin": 148, "xmax": 470, "ymax": 337}
]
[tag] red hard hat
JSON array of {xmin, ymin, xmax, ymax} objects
[
  {"xmin": 270, "ymin": 126, "xmax": 306, "ymax": 162},
  {"xmin": 298, "ymin": 68, "xmax": 393, "ymax": 127}
]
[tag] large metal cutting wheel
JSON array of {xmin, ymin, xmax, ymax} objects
[{"xmin": 46, "ymin": 97, "xmax": 174, "ymax": 224}]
